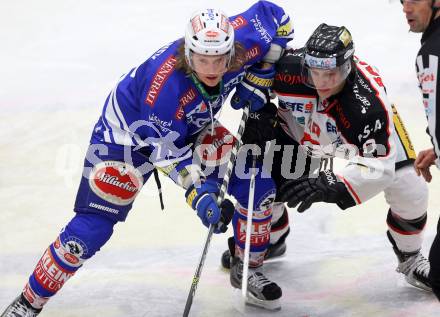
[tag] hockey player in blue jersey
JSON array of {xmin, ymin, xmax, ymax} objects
[{"xmin": 1, "ymin": 2, "xmax": 293, "ymax": 316}]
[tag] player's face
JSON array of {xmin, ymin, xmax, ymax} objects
[
  {"xmin": 191, "ymin": 53, "xmax": 229, "ymax": 87},
  {"xmin": 401, "ymin": 0, "xmax": 433, "ymax": 32},
  {"xmin": 309, "ymin": 68, "xmax": 345, "ymax": 99}
]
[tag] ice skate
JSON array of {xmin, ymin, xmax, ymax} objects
[
  {"xmin": 395, "ymin": 250, "xmax": 432, "ymax": 291},
  {"xmin": 230, "ymin": 257, "xmax": 282, "ymax": 310},
  {"xmin": 1, "ymin": 294, "xmax": 41, "ymax": 317},
  {"xmin": 387, "ymin": 231, "xmax": 432, "ymax": 291}
]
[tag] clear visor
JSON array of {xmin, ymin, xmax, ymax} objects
[
  {"xmin": 397, "ymin": 0, "xmax": 428, "ymax": 5},
  {"xmin": 188, "ymin": 51, "xmax": 232, "ymax": 76},
  {"xmin": 302, "ymin": 59, "xmax": 352, "ymax": 90}
]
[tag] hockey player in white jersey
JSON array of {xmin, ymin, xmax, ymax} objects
[{"xmin": 222, "ymin": 23, "xmax": 433, "ymax": 292}]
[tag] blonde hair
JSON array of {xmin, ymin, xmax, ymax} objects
[{"xmin": 175, "ymin": 40, "xmax": 247, "ymax": 75}]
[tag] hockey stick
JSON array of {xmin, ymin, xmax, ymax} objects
[
  {"xmin": 242, "ymin": 154, "xmax": 258, "ymax": 298},
  {"xmin": 183, "ymin": 104, "xmax": 251, "ymax": 317}
]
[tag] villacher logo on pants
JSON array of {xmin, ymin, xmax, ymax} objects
[{"xmin": 88, "ymin": 161, "xmax": 144, "ymax": 206}]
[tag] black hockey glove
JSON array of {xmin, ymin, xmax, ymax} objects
[
  {"xmin": 242, "ymin": 102, "xmax": 278, "ymax": 151},
  {"xmin": 278, "ymin": 170, "xmax": 356, "ymax": 213},
  {"xmin": 214, "ymin": 199, "xmax": 235, "ymax": 233}
]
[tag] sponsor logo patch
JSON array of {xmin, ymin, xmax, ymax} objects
[
  {"xmin": 339, "ymin": 29, "xmax": 352, "ymax": 47},
  {"xmin": 230, "ymin": 15, "xmax": 248, "ymax": 30},
  {"xmin": 275, "ymin": 73, "xmax": 304, "ymax": 86},
  {"xmin": 33, "ymin": 248, "xmax": 75, "ymax": 293},
  {"xmin": 194, "ymin": 123, "xmax": 236, "ymax": 167},
  {"xmin": 256, "ymin": 190, "xmax": 275, "ymax": 213},
  {"xmin": 148, "ymin": 113, "xmax": 173, "ymax": 133},
  {"xmin": 191, "ymin": 16, "xmax": 203, "ymax": 34},
  {"xmin": 89, "ymin": 161, "xmax": 143, "ymax": 206},
  {"xmin": 237, "ymin": 218, "xmax": 271, "ymax": 247},
  {"xmin": 89, "ymin": 202, "xmax": 120, "ymax": 215},
  {"xmin": 145, "ymin": 55, "xmax": 177, "ymax": 107},
  {"xmin": 220, "ymin": 15, "xmax": 230, "ymax": 33},
  {"xmin": 277, "ymin": 20, "xmax": 292, "ymax": 37},
  {"xmin": 23, "ymin": 283, "xmax": 49, "ymax": 309},
  {"xmin": 245, "ymin": 45, "xmax": 261, "ymax": 62},
  {"xmin": 175, "ymin": 88, "xmax": 197, "ymax": 120},
  {"xmin": 53, "ymin": 236, "xmax": 88, "ymax": 267},
  {"xmin": 205, "ymin": 30, "xmax": 219, "ymax": 38},
  {"xmin": 250, "ymin": 15, "xmax": 272, "ymax": 43},
  {"xmin": 279, "ymin": 95, "xmax": 316, "ymax": 113}
]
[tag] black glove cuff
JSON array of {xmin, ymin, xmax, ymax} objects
[
  {"xmin": 335, "ymin": 182, "xmax": 357, "ymax": 210},
  {"xmin": 214, "ymin": 199, "xmax": 235, "ymax": 233}
]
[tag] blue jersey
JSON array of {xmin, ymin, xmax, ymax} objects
[{"xmin": 90, "ymin": 1, "xmax": 293, "ymax": 182}]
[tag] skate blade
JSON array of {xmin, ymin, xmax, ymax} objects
[
  {"xmin": 231, "ymin": 288, "xmax": 281, "ymax": 313},
  {"xmin": 264, "ymin": 253, "xmax": 286, "ymax": 264},
  {"xmin": 245, "ymin": 293, "xmax": 281, "ymax": 311},
  {"xmin": 405, "ymin": 276, "xmax": 432, "ymax": 292}
]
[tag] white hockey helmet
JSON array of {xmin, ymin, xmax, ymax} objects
[{"xmin": 184, "ymin": 9, "xmax": 235, "ymax": 70}]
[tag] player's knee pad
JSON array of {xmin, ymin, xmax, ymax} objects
[
  {"xmin": 26, "ymin": 213, "xmax": 116, "ymax": 305},
  {"xmin": 387, "ymin": 209, "xmax": 427, "ymax": 253},
  {"xmin": 270, "ymin": 202, "xmax": 290, "ymax": 245},
  {"xmin": 59, "ymin": 212, "xmax": 116, "ymax": 260}
]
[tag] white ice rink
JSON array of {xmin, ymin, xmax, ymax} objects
[{"xmin": 1, "ymin": 0, "xmax": 439, "ymax": 316}]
